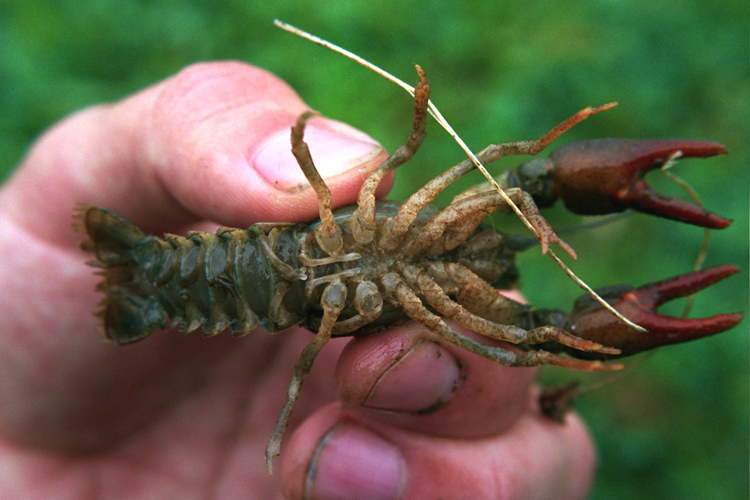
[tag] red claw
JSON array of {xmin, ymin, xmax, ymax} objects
[
  {"xmin": 568, "ymin": 265, "xmax": 743, "ymax": 357},
  {"xmin": 549, "ymin": 139, "xmax": 731, "ymax": 229}
]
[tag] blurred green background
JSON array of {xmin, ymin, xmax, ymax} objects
[{"xmin": 1, "ymin": 1, "xmax": 747, "ymax": 498}]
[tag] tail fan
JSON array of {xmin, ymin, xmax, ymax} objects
[{"xmin": 74, "ymin": 205, "xmax": 168, "ymax": 344}]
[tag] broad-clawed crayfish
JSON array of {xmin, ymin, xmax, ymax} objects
[{"xmin": 75, "ymin": 22, "xmax": 743, "ymax": 474}]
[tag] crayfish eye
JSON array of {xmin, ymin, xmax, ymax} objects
[{"xmin": 518, "ymin": 158, "xmax": 556, "ymax": 207}]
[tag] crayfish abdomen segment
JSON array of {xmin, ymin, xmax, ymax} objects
[{"xmin": 75, "ymin": 205, "xmax": 323, "ymax": 342}]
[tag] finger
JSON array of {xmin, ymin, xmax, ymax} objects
[
  {"xmin": 334, "ymin": 323, "xmax": 539, "ymax": 439},
  {"xmin": 2, "ymin": 61, "xmax": 390, "ymax": 246},
  {"xmin": 334, "ymin": 289, "xmax": 535, "ymax": 439},
  {"xmin": 280, "ymin": 403, "xmax": 596, "ymax": 500}
]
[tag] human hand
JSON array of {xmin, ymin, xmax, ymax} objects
[{"xmin": 0, "ymin": 61, "xmax": 595, "ymax": 499}]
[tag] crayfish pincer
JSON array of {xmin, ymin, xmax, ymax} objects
[{"xmin": 75, "ymin": 66, "xmax": 742, "ymax": 474}]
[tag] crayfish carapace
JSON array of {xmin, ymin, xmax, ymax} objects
[{"xmin": 75, "ymin": 65, "xmax": 742, "ymax": 474}]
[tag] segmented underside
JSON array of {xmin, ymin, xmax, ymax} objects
[
  {"xmin": 76, "ymin": 206, "xmax": 307, "ymax": 343},
  {"xmin": 75, "ymin": 203, "xmax": 520, "ymax": 345}
]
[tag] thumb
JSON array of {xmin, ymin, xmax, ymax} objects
[{"xmin": 2, "ymin": 61, "xmax": 389, "ymax": 245}]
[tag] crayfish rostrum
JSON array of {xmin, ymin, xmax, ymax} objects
[{"xmin": 75, "ymin": 65, "xmax": 742, "ymax": 473}]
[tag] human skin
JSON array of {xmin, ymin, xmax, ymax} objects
[{"xmin": 0, "ymin": 61, "xmax": 596, "ymax": 500}]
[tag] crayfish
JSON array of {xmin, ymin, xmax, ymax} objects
[{"xmin": 75, "ymin": 28, "xmax": 742, "ymax": 475}]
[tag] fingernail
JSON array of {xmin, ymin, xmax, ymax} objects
[
  {"xmin": 307, "ymin": 423, "xmax": 406, "ymax": 500},
  {"xmin": 364, "ymin": 339, "xmax": 463, "ymax": 413},
  {"xmin": 251, "ymin": 117, "xmax": 384, "ymax": 191}
]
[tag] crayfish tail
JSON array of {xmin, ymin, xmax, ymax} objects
[
  {"xmin": 75, "ymin": 204, "xmax": 145, "ymax": 264},
  {"xmin": 74, "ymin": 205, "xmax": 167, "ymax": 344}
]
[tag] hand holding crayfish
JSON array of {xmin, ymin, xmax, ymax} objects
[{"xmin": 0, "ymin": 62, "xmax": 611, "ymax": 500}]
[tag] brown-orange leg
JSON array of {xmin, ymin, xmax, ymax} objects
[
  {"xmin": 268, "ymin": 113, "xmax": 385, "ymax": 474},
  {"xmin": 347, "ymin": 65, "xmax": 431, "ymax": 245},
  {"xmin": 410, "ymin": 265, "xmax": 619, "ymax": 356},
  {"xmin": 266, "ymin": 278, "xmax": 347, "ymax": 475},
  {"xmin": 291, "ymin": 111, "xmax": 344, "ymax": 256},
  {"xmin": 381, "ymin": 272, "xmax": 621, "ymax": 372},
  {"xmin": 390, "ymin": 103, "xmax": 617, "ymax": 238},
  {"xmin": 423, "ymin": 210, "xmax": 490, "ymax": 255},
  {"xmin": 402, "ymin": 188, "xmax": 576, "ymax": 258}
]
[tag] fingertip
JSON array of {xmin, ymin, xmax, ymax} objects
[
  {"xmin": 281, "ymin": 403, "xmax": 597, "ymax": 500},
  {"xmin": 335, "ymin": 324, "xmax": 539, "ymax": 439},
  {"xmin": 281, "ymin": 407, "xmax": 406, "ymax": 500},
  {"xmin": 336, "ymin": 332, "xmax": 463, "ymax": 413},
  {"xmin": 251, "ymin": 114, "xmax": 385, "ymax": 192},
  {"xmin": 246, "ymin": 115, "xmax": 388, "ymax": 222},
  {"xmin": 146, "ymin": 61, "xmax": 389, "ymax": 226}
]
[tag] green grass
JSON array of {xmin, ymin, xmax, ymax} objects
[{"xmin": 2, "ymin": 1, "xmax": 747, "ymax": 498}]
